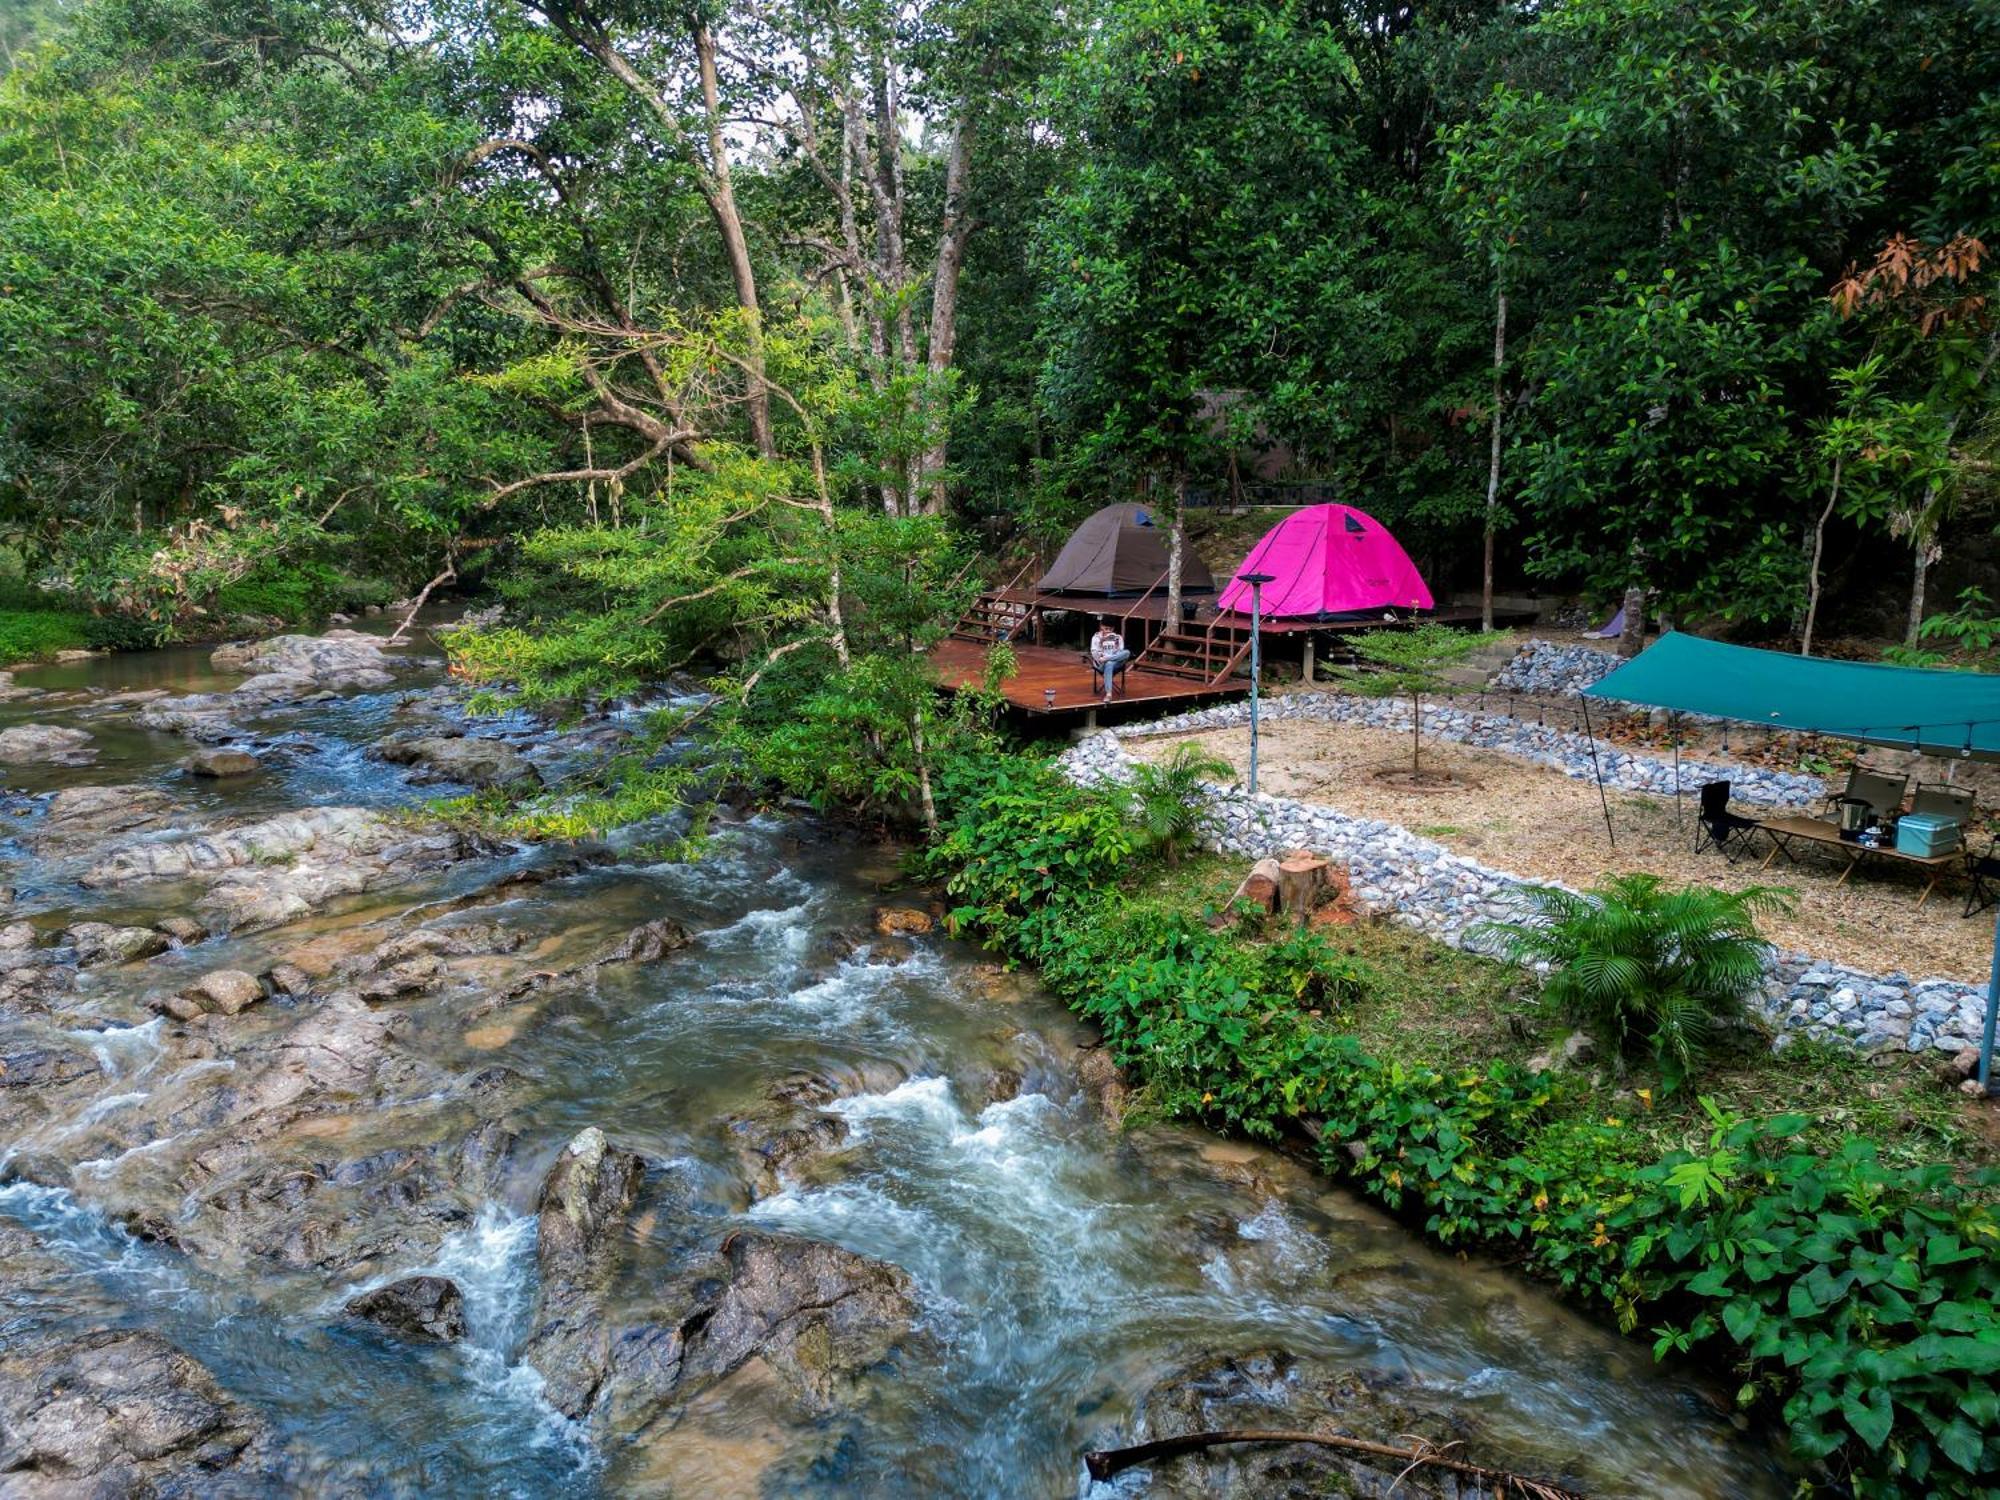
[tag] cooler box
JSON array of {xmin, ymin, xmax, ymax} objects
[{"xmin": 1895, "ymin": 813, "xmax": 1963, "ymax": 858}]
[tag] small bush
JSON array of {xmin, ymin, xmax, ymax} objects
[
  {"xmin": 1124, "ymin": 743, "xmax": 1234, "ymax": 866},
  {"xmin": 1476, "ymin": 874, "xmax": 1791, "ymax": 1086}
]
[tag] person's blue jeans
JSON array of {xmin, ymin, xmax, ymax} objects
[{"xmin": 1096, "ymin": 649, "xmax": 1131, "ymax": 695}]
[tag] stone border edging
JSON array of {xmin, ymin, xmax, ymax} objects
[
  {"xmin": 1059, "ymin": 725, "xmax": 1987, "ymax": 1059},
  {"xmin": 1096, "ymin": 691, "xmax": 1825, "ymax": 809}
]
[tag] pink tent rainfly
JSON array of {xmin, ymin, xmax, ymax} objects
[{"xmin": 1216, "ymin": 503, "xmax": 1433, "ymax": 618}]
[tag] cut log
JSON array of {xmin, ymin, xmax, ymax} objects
[{"xmin": 1226, "ymin": 857, "xmax": 1283, "ymax": 914}]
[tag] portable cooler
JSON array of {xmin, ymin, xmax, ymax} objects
[{"xmin": 1895, "ymin": 812, "xmax": 1963, "ymax": 858}]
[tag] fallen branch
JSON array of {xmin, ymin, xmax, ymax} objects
[
  {"xmin": 1083, "ymin": 1429, "xmax": 1587, "ymax": 1499},
  {"xmin": 388, "ymin": 554, "xmax": 457, "ymax": 645}
]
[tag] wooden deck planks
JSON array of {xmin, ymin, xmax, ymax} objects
[{"xmin": 929, "ymin": 638, "xmax": 1248, "ymax": 717}]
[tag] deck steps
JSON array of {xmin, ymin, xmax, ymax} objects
[{"xmin": 948, "ymin": 592, "xmax": 1032, "ymax": 644}]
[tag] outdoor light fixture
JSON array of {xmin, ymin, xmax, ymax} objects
[
  {"xmin": 1240, "ymin": 572, "xmax": 1276, "ymax": 795},
  {"xmin": 1044, "ymin": 687, "xmax": 1057, "ymax": 709}
]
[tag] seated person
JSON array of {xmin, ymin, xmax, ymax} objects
[{"xmin": 1090, "ymin": 619, "xmax": 1131, "ymax": 701}]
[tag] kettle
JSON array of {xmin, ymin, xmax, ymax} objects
[{"xmin": 1833, "ymin": 797, "xmax": 1872, "ymax": 836}]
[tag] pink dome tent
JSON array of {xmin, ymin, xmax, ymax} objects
[{"xmin": 1216, "ymin": 503, "xmax": 1433, "ymax": 618}]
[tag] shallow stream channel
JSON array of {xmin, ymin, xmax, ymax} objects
[{"xmin": 0, "ymin": 625, "xmax": 1792, "ymax": 1497}]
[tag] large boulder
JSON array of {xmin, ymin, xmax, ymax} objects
[
  {"xmin": 0, "ymin": 1328, "xmax": 277, "ymax": 1496},
  {"xmin": 346, "ymin": 1275, "xmax": 467, "ymax": 1343},
  {"xmin": 524, "ymin": 1127, "xmax": 648, "ymax": 1416},
  {"xmin": 0, "ymin": 723, "xmax": 94, "ymax": 765},
  {"xmin": 29, "ymin": 784, "xmax": 180, "ymax": 853},
  {"xmin": 210, "ymin": 631, "xmax": 401, "ymax": 691},
  {"xmin": 376, "ymin": 735, "xmax": 541, "ymax": 790},
  {"xmin": 186, "ymin": 747, "xmax": 261, "ymax": 778}
]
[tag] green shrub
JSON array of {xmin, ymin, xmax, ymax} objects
[
  {"xmin": 0, "ymin": 608, "xmax": 89, "ymax": 663},
  {"xmin": 1123, "ymin": 743, "xmax": 1234, "ymax": 867},
  {"xmin": 1477, "ymin": 874, "xmax": 1791, "ymax": 1086}
]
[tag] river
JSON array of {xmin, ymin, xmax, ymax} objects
[{"xmin": 0, "ymin": 627, "xmax": 1791, "ymax": 1496}]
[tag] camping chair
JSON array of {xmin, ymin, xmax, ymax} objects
[
  {"xmin": 1826, "ymin": 766, "xmax": 1909, "ymax": 823},
  {"xmin": 1965, "ymin": 839, "xmax": 2000, "ymax": 919},
  {"xmin": 1693, "ymin": 780, "xmax": 1761, "ymax": 862},
  {"xmin": 1911, "ymin": 782, "xmax": 1975, "ymax": 826},
  {"xmin": 1082, "ymin": 651, "xmax": 1129, "ymax": 697}
]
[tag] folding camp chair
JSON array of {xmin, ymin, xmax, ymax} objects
[
  {"xmin": 1965, "ymin": 839, "xmax": 2000, "ymax": 919},
  {"xmin": 1082, "ymin": 652, "xmax": 1129, "ymax": 697},
  {"xmin": 1911, "ymin": 782, "xmax": 1975, "ymax": 826},
  {"xmin": 1693, "ymin": 780, "xmax": 1762, "ymax": 862},
  {"xmin": 1826, "ymin": 766, "xmax": 1910, "ymax": 822}
]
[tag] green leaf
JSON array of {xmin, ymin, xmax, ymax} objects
[{"xmin": 1840, "ymin": 1384, "xmax": 1894, "ymax": 1450}]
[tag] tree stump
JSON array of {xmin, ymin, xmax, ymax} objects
[{"xmin": 1277, "ymin": 851, "xmax": 1332, "ymax": 927}]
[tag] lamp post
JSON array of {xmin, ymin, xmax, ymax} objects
[{"xmin": 1239, "ymin": 572, "xmax": 1275, "ymax": 795}]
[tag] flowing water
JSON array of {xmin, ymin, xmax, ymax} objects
[{"xmin": 0, "ymin": 632, "xmax": 1793, "ymax": 1497}]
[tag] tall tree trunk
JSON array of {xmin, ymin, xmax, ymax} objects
[
  {"xmin": 1905, "ymin": 333, "xmax": 2000, "ymax": 643},
  {"xmin": 1481, "ymin": 279, "xmax": 1506, "ymax": 631},
  {"xmin": 692, "ymin": 21, "xmax": 773, "ymax": 456},
  {"xmin": 1618, "ymin": 582, "xmax": 1646, "ymax": 658},
  {"xmin": 1801, "ymin": 453, "xmax": 1842, "ymax": 657},
  {"xmin": 1906, "ymin": 543, "xmax": 1932, "ymax": 647},
  {"xmin": 915, "ymin": 115, "xmax": 975, "ymax": 515},
  {"xmin": 1165, "ymin": 470, "xmax": 1187, "ymax": 631},
  {"xmin": 556, "ymin": 8, "xmax": 773, "ymax": 457},
  {"xmin": 908, "ymin": 709, "xmax": 937, "ymax": 837}
]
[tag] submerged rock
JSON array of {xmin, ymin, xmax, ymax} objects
[
  {"xmin": 346, "ymin": 1275, "xmax": 468, "ymax": 1343},
  {"xmin": 599, "ymin": 917, "xmax": 693, "ymax": 964},
  {"xmin": 1115, "ymin": 1349, "xmax": 1547, "ymax": 1499},
  {"xmin": 376, "ymin": 734, "xmax": 541, "ymax": 790},
  {"xmin": 63, "ymin": 922, "xmax": 170, "ymax": 967},
  {"xmin": 0, "ymin": 723, "xmax": 94, "ymax": 765}
]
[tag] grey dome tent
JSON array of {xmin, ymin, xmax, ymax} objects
[{"xmin": 1035, "ymin": 503, "xmax": 1215, "ymax": 596}]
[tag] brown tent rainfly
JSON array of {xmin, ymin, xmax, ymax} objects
[{"xmin": 1035, "ymin": 503, "xmax": 1216, "ymax": 596}]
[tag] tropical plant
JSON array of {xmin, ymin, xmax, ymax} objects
[
  {"xmin": 1338, "ymin": 625, "xmax": 1502, "ymax": 777},
  {"xmin": 1477, "ymin": 875, "xmax": 1793, "ymax": 1085},
  {"xmin": 1124, "ymin": 742, "xmax": 1233, "ymax": 867}
]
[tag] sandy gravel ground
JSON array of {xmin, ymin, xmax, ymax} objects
[{"xmin": 1131, "ymin": 717, "xmax": 1992, "ymax": 983}]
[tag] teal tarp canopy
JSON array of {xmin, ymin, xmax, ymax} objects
[{"xmin": 1582, "ymin": 633, "xmax": 2000, "ymax": 762}]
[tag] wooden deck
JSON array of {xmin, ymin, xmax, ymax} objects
[{"xmin": 930, "ymin": 638, "xmax": 1249, "ymax": 720}]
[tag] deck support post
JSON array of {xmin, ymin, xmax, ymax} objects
[
  {"xmin": 1301, "ymin": 635, "xmax": 1315, "ymax": 686},
  {"xmin": 1085, "ymin": 707, "xmax": 1098, "ymax": 733}
]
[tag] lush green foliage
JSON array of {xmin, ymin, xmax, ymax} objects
[
  {"xmin": 1478, "ymin": 875, "xmax": 1793, "ymax": 1085},
  {"xmin": 931, "ymin": 755, "xmax": 2000, "ymax": 1496}
]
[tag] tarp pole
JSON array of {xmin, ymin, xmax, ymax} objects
[
  {"xmin": 1981, "ymin": 908, "xmax": 1999, "ymax": 1096},
  {"xmin": 1672, "ymin": 711, "xmax": 1683, "ymax": 829},
  {"xmin": 1580, "ymin": 693, "xmax": 1616, "ymax": 849}
]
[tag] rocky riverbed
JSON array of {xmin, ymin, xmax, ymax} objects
[{"xmin": 0, "ymin": 627, "xmax": 1793, "ymax": 1497}]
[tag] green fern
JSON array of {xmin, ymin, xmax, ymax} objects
[
  {"xmin": 1125, "ymin": 743, "xmax": 1235, "ymax": 867},
  {"xmin": 1475, "ymin": 873, "xmax": 1792, "ymax": 1087}
]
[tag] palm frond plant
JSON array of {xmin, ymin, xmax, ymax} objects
[
  {"xmin": 1126, "ymin": 743, "xmax": 1235, "ymax": 867},
  {"xmin": 1475, "ymin": 873, "xmax": 1793, "ymax": 1088}
]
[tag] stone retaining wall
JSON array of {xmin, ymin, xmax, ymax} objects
[{"xmin": 1061, "ymin": 722, "xmax": 1989, "ymax": 1060}]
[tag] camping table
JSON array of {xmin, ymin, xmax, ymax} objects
[{"xmin": 1756, "ymin": 815, "xmax": 1963, "ymax": 908}]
